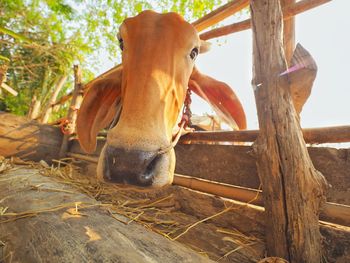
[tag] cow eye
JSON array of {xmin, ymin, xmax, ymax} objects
[
  {"xmin": 117, "ymin": 34, "xmax": 124, "ymax": 51},
  {"xmin": 190, "ymin": 47, "xmax": 199, "ymax": 60}
]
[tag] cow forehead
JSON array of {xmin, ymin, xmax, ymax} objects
[{"xmin": 121, "ymin": 10, "xmax": 199, "ymax": 47}]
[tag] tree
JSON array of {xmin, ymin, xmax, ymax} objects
[{"xmin": 0, "ymin": 0, "xmax": 223, "ymax": 121}]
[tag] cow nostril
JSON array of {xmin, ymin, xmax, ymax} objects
[
  {"xmin": 104, "ymin": 145, "xmax": 162, "ymax": 186},
  {"xmin": 136, "ymin": 155, "xmax": 161, "ymax": 185}
]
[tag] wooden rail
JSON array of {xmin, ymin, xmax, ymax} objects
[
  {"xmin": 66, "ymin": 152, "xmax": 350, "ymax": 227},
  {"xmin": 192, "ymin": 0, "xmax": 249, "ymax": 32},
  {"xmin": 180, "ymin": 125, "xmax": 350, "ymax": 144},
  {"xmin": 200, "ymin": 0, "xmax": 332, "ymax": 40}
]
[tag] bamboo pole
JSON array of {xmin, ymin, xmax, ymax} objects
[
  {"xmin": 66, "ymin": 152, "xmax": 350, "ymax": 227},
  {"xmin": 200, "ymin": 0, "xmax": 332, "ymax": 40},
  {"xmin": 192, "ymin": 0, "xmax": 249, "ymax": 32},
  {"xmin": 59, "ymin": 65, "xmax": 83, "ymax": 158},
  {"xmin": 179, "ymin": 125, "xmax": 350, "ymax": 144}
]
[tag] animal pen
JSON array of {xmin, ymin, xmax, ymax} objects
[{"xmin": 0, "ymin": 0, "xmax": 349, "ymax": 262}]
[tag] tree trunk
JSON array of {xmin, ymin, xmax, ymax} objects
[
  {"xmin": 250, "ymin": 1, "xmax": 328, "ymax": 262},
  {"xmin": 28, "ymin": 95, "xmax": 41, "ymax": 120},
  {"xmin": 0, "ymin": 112, "xmax": 62, "ymax": 163},
  {"xmin": 40, "ymin": 75, "xmax": 67, "ymax": 123},
  {"xmin": 59, "ymin": 65, "xmax": 83, "ymax": 158},
  {"xmin": 0, "ymin": 65, "xmax": 7, "ymax": 84},
  {"xmin": 0, "ymin": 65, "xmax": 8, "ymax": 96}
]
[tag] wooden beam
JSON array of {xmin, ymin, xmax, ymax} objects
[
  {"xmin": 250, "ymin": 1, "xmax": 327, "ymax": 262},
  {"xmin": 0, "ymin": 168, "xmax": 213, "ymax": 263},
  {"xmin": 68, "ymin": 139, "xmax": 350, "ymax": 206},
  {"xmin": 0, "ymin": 113, "xmax": 63, "ymax": 163},
  {"xmin": 192, "ymin": 0, "xmax": 249, "ymax": 32},
  {"xmin": 180, "ymin": 125, "xmax": 350, "ymax": 144},
  {"xmin": 200, "ymin": 0, "xmax": 332, "ymax": 40},
  {"xmin": 174, "ymin": 144, "xmax": 350, "ymax": 205},
  {"xmin": 66, "ymin": 152, "xmax": 350, "ymax": 227},
  {"xmin": 173, "ymin": 174, "xmax": 350, "ymax": 227}
]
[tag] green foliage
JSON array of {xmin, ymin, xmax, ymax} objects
[{"xmin": 0, "ymin": 0, "xmax": 223, "ymax": 119}]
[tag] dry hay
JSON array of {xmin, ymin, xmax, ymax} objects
[{"xmin": 0, "ymin": 156, "xmax": 266, "ymax": 262}]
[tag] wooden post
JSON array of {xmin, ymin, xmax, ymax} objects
[
  {"xmin": 41, "ymin": 75, "xmax": 67, "ymax": 123},
  {"xmin": 59, "ymin": 65, "xmax": 83, "ymax": 158},
  {"xmin": 250, "ymin": 1, "xmax": 328, "ymax": 262}
]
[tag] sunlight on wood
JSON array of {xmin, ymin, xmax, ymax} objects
[{"xmin": 84, "ymin": 226, "xmax": 101, "ymax": 242}]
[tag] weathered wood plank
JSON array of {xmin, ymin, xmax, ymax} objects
[
  {"xmin": 179, "ymin": 125, "xmax": 350, "ymax": 144},
  {"xmin": 200, "ymin": 0, "xmax": 332, "ymax": 40},
  {"xmin": 0, "ymin": 168, "xmax": 213, "ymax": 263},
  {"xmin": 66, "ymin": 152, "xmax": 350, "ymax": 227},
  {"xmin": 192, "ymin": 0, "xmax": 249, "ymax": 32},
  {"xmin": 1, "ymin": 165, "xmax": 348, "ymax": 263},
  {"xmin": 69, "ymin": 140, "xmax": 350, "ymax": 205},
  {"xmin": 0, "ymin": 113, "xmax": 62, "ymax": 163},
  {"xmin": 175, "ymin": 144, "xmax": 350, "ymax": 205}
]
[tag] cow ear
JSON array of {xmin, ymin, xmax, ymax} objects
[
  {"xmin": 199, "ymin": 40, "xmax": 211, "ymax": 54},
  {"xmin": 189, "ymin": 67, "xmax": 246, "ymax": 130},
  {"xmin": 77, "ymin": 68, "xmax": 122, "ymax": 153}
]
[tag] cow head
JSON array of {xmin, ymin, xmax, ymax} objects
[{"xmin": 77, "ymin": 11, "xmax": 246, "ymax": 187}]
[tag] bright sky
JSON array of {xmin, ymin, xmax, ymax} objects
[
  {"xmin": 194, "ymin": 0, "xmax": 350, "ymax": 130},
  {"xmin": 99, "ymin": 1, "xmax": 349, "ymax": 131}
]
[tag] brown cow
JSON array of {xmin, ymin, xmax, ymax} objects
[{"xmin": 77, "ymin": 11, "xmax": 246, "ymax": 187}]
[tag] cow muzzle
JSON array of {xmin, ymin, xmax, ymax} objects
[{"xmin": 97, "ymin": 144, "xmax": 175, "ymax": 187}]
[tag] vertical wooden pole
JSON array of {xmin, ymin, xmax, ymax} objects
[
  {"xmin": 250, "ymin": 1, "xmax": 327, "ymax": 262},
  {"xmin": 281, "ymin": 0, "xmax": 296, "ymax": 63},
  {"xmin": 59, "ymin": 65, "xmax": 83, "ymax": 158}
]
